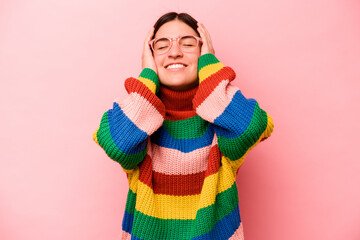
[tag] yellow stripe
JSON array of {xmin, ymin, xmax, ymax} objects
[
  {"xmin": 138, "ymin": 76, "xmax": 157, "ymax": 94},
  {"xmin": 198, "ymin": 157, "xmax": 236, "ymax": 209},
  {"xmin": 227, "ymin": 154, "xmax": 247, "ymax": 177},
  {"xmin": 264, "ymin": 113, "xmax": 274, "ymax": 138},
  {"xmin": 127, "ymin": 167, "xmax": 140, "ymax": 188},
  {"xmin": 92, "ymin": 127, "xmax": 99, "ymax": 145},
  {"xmin": 128, "ymin": 158, "xmax": 236, "ymax": 220},
  {"xmin": 122, "ymin": 166, "xmax": 136, "ymax": 174},
  {"xmin": 198, "ymin": 62, "xmax": 225, "ymax": 83}
]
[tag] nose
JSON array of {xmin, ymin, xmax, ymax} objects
[{"xmin": 167, "ymin": 40, "xmax": 183, "ymax": 58}]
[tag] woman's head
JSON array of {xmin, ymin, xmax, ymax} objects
[{"xmin": 151, "ymin": 12, "xmax": 202, "ymax": 91}]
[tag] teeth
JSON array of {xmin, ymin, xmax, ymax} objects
[{"xmin": 166, "ymin": 64, "xmax": 186, "ymax": 69}]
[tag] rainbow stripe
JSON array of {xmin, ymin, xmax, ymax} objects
[{"xmin": 93, "ymin": 53, "xmax": 274, "ymax": 239}]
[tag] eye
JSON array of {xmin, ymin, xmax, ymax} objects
[
  {"xmin": 154, "ymin": 38, "xmax": 170, "ymax": 50},
  {"xmin": 179, "ymin": 36, "xmax": 197, "ymax": 47}
]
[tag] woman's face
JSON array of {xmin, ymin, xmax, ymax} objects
[{"xmin": 153, "ymin": 20, "xmax": 201, "ymax": 91}]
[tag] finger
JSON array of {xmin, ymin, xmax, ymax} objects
[
  {"xmin": 198, "ymin": 23, "xmax": 210, "ymax": 45},
  {"xmin": 197, "ymin": 23, "xmax": 205, "ymax": 40},
  {"xmin": 197, "ymin": 22, "xmax": 204, "ymax": 34},
  {"xmin": 200, "ymin": 23, "xmax": 211, "ymax": 43},
  {"xmin": 200, "ymin": 23, "xmax": 214, "ymax": 49},
  {"xmin": 145, "ymin": 27, "xmax": 154, "ymax": 45},
  {"xmin": 198, "ymin": 23, "xmax": 207, "ymax": 35},
  {"xmin": 148, "ymin": 27, "xmax": 154, "ymax": 39},
  {"xmin": 198, "ymin": 24, "xmax": 210, "ymax": 47},
  {"xmin": 198, "ymin": 23, "xmax": 215, "ymax": 54}
]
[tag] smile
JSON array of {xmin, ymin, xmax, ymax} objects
[{"xmin": 165, "ymin": 64, "xmax": 187, "ymax": 70}]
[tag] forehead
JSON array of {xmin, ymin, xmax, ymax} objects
[{"xmin": 155, "ymin": 20, "xmax": 197, "ymax": 39}]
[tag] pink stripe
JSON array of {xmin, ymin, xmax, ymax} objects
[
  {"xmin": 229, "ymin": 222, "xmax": 245, "ymax": 240},
  {"xmin": 196, "ymin": 80, "xmax": 238, "ymax": 123},
  {"xmin": 115, "ymin": 92, "xmax": 163, "ymax": 135},
  {"xmin": 119, "ymin": 230, "xmax": 131, "ymax": 240},
  {"xmin": 149, "ymin": 136, "xmax": 217, "ymax": 175}
]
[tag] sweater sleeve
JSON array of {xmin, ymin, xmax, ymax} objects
[
  {"xmin": 93, "ymin": 68, "xmax": 165, "ymax": 174},
  {"xmin": 193, "ymin": 53, "xmax": 274, "ymax": 173}
]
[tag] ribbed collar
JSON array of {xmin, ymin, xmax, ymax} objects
[
  {"xmin": 158, "ymin": 84, "xmax": 198, "ymax": 111},
  {"xmin": 158, "ymin": 84, "xmax": 199, "ymax": 120}
]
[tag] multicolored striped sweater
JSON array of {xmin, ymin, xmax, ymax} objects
[{"xmin": 93, "ymin": 53, "xmax": 274, "ymax": 240}]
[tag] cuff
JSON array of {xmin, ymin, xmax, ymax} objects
[
  {"xmin": 138, "ymin": 68, "xmax": 160, "ymax": 94},
  {"xmin": 198, "ymin": 53, "xmax": 221, "ymax": 71},
  {"xmin": 197, "ymin": 53, "xmax": 225, "ymax": 83}
]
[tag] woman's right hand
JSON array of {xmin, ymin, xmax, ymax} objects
[{"xmin": 141, "ymin": 26, "xmax": 158, "ymax": 74}]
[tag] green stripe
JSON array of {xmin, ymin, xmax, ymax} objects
[
  {"xmin": 192, "ymin": 182, "xmax": 239, "ymax": 237},
  {"xmin": 198, "ymin": 53, "xmax": 220, "ymax": 71},
  {"xmin": 97, "ymin": 111, "xmax": 147, "ymax": 170},
  {"xmin": 128, "ymin": 182, "xmax": 239, "ymax": 239},
  {"xmin": 139, "ymin": 68, "xmax": 160, "ymax": 94},
  {"xmin": 125, "ymin": 188, "xmax": 137, "ymax": 214},
  {"xmin": 217, "ymin": 102, "xmax": 268, "ymax": 160},
  {"xmin": 162, "ymin": 115, "xmax": 210, "ymax": 139}
]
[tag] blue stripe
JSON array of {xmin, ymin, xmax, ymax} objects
[
  {"xmin": 191, "ymin": 205, "xmax": 241, "ymax": 240},
  {"xmin": 122, "ymin": 210, "xmax": 133, "ymax": 234},
  {"xmin": 150, "ymin": 125, "xmax": 214, "ymax": 153},
  {"xmin": 214, "ymin": 91, "xmax": 257, "ymax": 138},
  {"xmin": 131, "ymin": 236, "xmax": 142, "ymax": 240},
  {"xmin": 109, "ymin": 102, "xmax": 148, "ymax": 154},
  {"xmin": 131, "ymin": 235, "xmax": 144, "ymax": 240}
]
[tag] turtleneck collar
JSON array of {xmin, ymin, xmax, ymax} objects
[
  {"xmin": 158, "ymin": 84, "xmax": 199, "ymax": 120},
  {"xmin": 158, "ymin": 84, "xmax": 198, "ymax": 111}
]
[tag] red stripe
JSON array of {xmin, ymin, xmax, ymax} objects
[
  {"xmin": 193, "ymin": 67, "xmax": 236, "ymax": 109},
  {"xmin": 138, "ymin": 145, "xmax": 222, "ymax": 196},
  {"xmin": 165, "ymin": 109, "xmax": 197, "ymax": 121},
  {"xmin": 124, "ymin": 77, "xmax": 165, "ymax": 118}
]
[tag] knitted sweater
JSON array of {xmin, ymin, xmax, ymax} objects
[{"xmin": 93, "ymin": 53, "xmax": 274, "ymax": 240}]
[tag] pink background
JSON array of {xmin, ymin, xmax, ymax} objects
[{"xmin": 1, "ymin": 0, "xmax": 359, "ymax": 239}]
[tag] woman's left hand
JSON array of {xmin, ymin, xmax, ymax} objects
[{"xmin": 197, "ymin": 22, "xmax": 215, "ymax": 56}]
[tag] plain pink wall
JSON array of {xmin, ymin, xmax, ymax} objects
[{"xmin": 1, "ymin": 0, "xmax": 359, "ymax": 239}]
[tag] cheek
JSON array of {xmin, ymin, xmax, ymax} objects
[
  {"xmin": 191, "ymin": 56, "xmax": 200, "ymax": 70},
  {"xmin": 154, "ymin": 56, "xmax": 164, "ymax": 68}
]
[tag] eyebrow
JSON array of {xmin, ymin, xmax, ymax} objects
[{"xmin": 155, "ymin": 35, "xmax": 188, "ymax": 39}]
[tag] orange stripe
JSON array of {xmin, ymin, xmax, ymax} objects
[
  {"xmin": 124, "ymin": 77, "xmax": 165, "ymax": 117},
  {"xmin": 193, "ymin": 67, "xmax": 236, "ymax": 108}
]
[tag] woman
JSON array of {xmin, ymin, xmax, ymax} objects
[{"xmin": 93, "ymin": 12, "xmax": 274, "ymax": 240}]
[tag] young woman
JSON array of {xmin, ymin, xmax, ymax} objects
[{"xmin": 93, "ymin": 12, "xmax": 274, "ymax": 240}]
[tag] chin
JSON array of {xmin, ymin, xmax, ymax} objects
[
  {"xmin": 162, "ymin": 79, "xmax": 198, "ymax": 91},
  {"xmin": 162, "ymin": 82, "xmax": 187, "ymax": 90}
]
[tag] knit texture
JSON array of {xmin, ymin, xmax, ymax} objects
[{"xmin": 93, "ymin": 53, "xmax": 274, "ymax": 240}]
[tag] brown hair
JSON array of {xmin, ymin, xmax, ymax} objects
[{"xmin": 152, "ymin": 12, "xmax": 200, "ymax": 40}]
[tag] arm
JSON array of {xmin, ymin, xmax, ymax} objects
[
  {"xmin": 93, "ymin": 68, "xmax": 165, "ymax": 174},
  {"xmin": 193, "ymin": 53, "xmax": 274, "ymax": 173}
]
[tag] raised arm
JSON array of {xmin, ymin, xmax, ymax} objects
[
  {"xmin": 93, "ymin": 68, "xmax": 165, "ymax": 174},
  {"xmin": 193, "ymin": 53, "xmax": 274, "ymax": 173}
]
